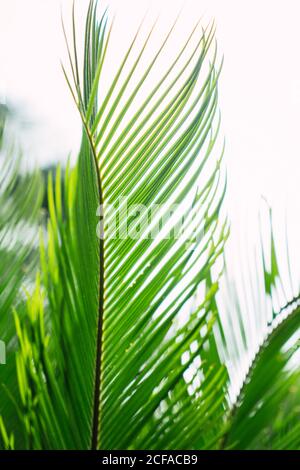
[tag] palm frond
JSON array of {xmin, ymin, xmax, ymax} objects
[
  {"xmin": 218, "ymin": 209, "xmax": 300, "ymax": 449},
  {"xmin": 3, "ymin": 0, "xmax": 228, "ymax": 450},
  {"xmin": 0, "ymin": 112, "xmax": 43, "ymax": 449}
]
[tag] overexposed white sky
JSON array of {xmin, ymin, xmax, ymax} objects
[{"xmin": 1, "ymin": 0, "xmax": 300, "ymax": 297}]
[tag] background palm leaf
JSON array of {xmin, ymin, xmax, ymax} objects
[
  {"xmin": 0, "ymin": 108, "xmax": 43, "ymax": 449},
  {"xmin": 218, "ymin": 211, "xmax": 300, "ymax": 449}
]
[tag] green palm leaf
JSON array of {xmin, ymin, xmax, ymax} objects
[
  {"xmin": 0, "ymin": 111, "xmax": 43, "ymax": 449},
  {"xmin": 1, "ymin": 0, "xmax": 228, "ymax": 450},
  {"xmin": 218, "ymin": 210, "xmax": 300, "ymax": 449}
]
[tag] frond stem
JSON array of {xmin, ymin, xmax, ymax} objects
[{"xmin": 82, "ymin": 123, "xmax": 104, "ymax": 450}]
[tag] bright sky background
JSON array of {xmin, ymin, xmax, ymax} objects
[{"xmin": 1, "ymin": 0, "xmax": 300, "ymax": 305}]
